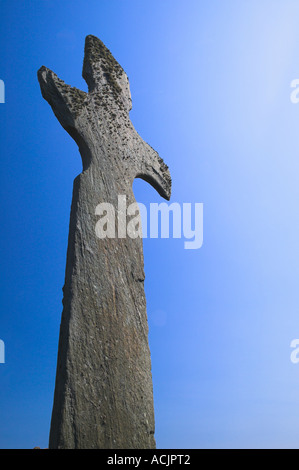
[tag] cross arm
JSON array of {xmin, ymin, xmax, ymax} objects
[
  {"xmin": 37, "ymin": 66, "xmax": 87, "ymax": 131},
  {"xmin": 135, "ymin": 140, "xmax": 172, "ymax": 201}
]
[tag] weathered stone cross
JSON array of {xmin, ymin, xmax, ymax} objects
[{"xmin": 38, "ymin": 35, "xmax": 171, "ymax": 449}]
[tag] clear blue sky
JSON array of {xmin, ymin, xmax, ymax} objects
[{"xmin": 1, "ymin": 0, "xmax": 299, "ymax": 449}]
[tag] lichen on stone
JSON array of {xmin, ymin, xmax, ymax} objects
[{"xmin": 83, "ymin": 35, "xmax": 125, "ymax": 104}]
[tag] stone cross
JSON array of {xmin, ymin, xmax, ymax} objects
[{"xmin": 38, "ymin": 35, "xmax": 171, "ymax": 449}]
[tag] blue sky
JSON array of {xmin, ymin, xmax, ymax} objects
[{"xmin": 1, "ymin": 0, "xmax": 299, "ymax": 449}]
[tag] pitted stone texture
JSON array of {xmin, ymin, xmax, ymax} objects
[{"xmin": 38, "ymin": 35, "xmax": 171, "ymax": 449}]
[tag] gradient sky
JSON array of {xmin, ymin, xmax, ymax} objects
[{"xmin": 1, "ymin": 0, "xmax": 299, "ymax": 449}]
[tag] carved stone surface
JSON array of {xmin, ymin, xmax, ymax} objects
[{"xmin": 38, "ymin": 35, "xmax": 171, "ymax": 449}]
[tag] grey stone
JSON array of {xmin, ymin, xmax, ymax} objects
[{"xmin": 38, "ymin": 35, "xmax": 171, "ymax": 449}]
